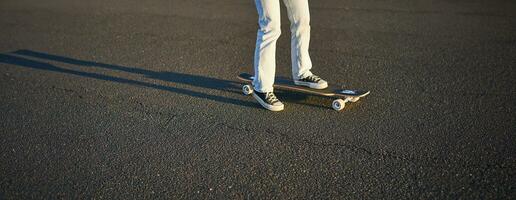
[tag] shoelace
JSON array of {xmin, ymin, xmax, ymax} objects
[
  {"xmin": 305, "ymin": 75, "xmax": 321, "ymax": 82},
  {"xmin": 265, "ymin": 92, "xmax": 279, "ymax": 103}
]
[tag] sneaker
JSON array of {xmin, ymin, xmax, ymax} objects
[
  {"xmin": 294, "ymin": 74, "xmax": 328, "ymax": 89},
  {"xmin": 252, "ymin": 90, "xmax": 284, "ymax": 111}
]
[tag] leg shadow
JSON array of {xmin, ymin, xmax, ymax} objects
[
  {"xmin": 11, "ymin": 50, "xmax": 243, "ymax": 94},
  {"xmin": 0, "ymin": 53, "xmax": 259, "ymax": 109}
]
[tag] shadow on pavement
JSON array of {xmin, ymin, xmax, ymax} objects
[{"xmin": 0, "ymin": 50, "xmax": 260, "ymax": 109}]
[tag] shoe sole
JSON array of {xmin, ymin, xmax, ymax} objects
[
  {"xmin": 294, "ymin": 81, "xmax": 328, "ymax": 89},
  {"xmin": 252, "ymin": 93, "xmax": 284, "ymax": 111}
]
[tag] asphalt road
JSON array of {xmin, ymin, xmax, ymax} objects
[{"xmin": 1, "ymin": 0, "xmax": 515, "ymax": 199}]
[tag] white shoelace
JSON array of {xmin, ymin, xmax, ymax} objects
[
  {"xmin": 305, "ymin": 75, "xmax": 321, "ymax": 82},
  {"xmin": 265, "ymin": 92, "xmax": 279, "ymax": 103}
]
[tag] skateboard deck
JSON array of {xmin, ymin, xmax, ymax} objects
[{"xmin": 237, "ymin": 73, "xmax": 370, "ymax": 111}]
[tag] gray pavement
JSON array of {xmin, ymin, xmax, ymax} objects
[{"xmin": 1, "ymin": 0, "xmax": 515, "ymax": 199}]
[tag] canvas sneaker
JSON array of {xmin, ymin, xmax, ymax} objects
[
  {"xmin": 294, "ymin": 74, "xmax": 328, "ymax": 89},
  {"xmin": 252, "ymin": 90, "xmax": 284, "ymax": 111}
]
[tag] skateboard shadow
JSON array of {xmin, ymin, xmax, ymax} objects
[{"xmin": 0, "ymin": 49, "xmax": 259, "ymax": 109}]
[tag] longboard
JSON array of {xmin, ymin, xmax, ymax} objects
[{"xmin": 237, "ymin": 73, "xmax": 370, "ymax": 111}]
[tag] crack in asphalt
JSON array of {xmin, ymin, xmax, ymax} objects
[
  {"xmin": 163, "ymin": 113, "xmax": 187, "ymax": 130},
  {"xmin": 50, "ymin": 85, "xmax": 85, "ymax": 99},
  {"xmin": 211, "ymin": 122, "xmax": 253, "ymax": 133}
]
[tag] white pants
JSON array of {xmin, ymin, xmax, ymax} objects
[{"xmin": 253, "ymin": 0, "xmax": 313, "ymax": 93}]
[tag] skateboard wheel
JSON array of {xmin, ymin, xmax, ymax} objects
[
  {"xmin": 332, "ymin": 99, "xmax": 346, "ymax": 111},
  {"xmin": 350, "ymin": 97, "xmax": 360, "ymax": 103},
  {"xmin": 242, "ymin": 85, "xmax": 253, "ymax": 95}
]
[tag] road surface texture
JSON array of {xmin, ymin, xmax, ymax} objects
[{"xmin": 1, "ymin": 0, "xmax": 515, "ymax": 199}]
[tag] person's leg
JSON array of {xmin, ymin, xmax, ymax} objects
[
  {"xmin": 252, "ymin": 0, "xmax": 284, "ymax": 111},
  {"xmin": 283, "ymin": 0, "xmax": 328, "ymax": 89},
  {"xmin": 253, "ymin": 0, "xmax": 282, "ymax": 93},
  {"xmin": 282, "ymin": 0, "xmax": 312, "ymax": 80}
]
